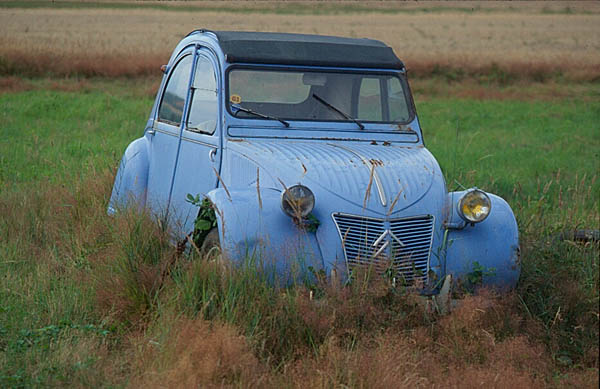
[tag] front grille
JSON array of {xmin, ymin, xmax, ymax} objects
[{"xmin": 332, "ymin": 213, "xmax": 434, "ymax": 284}]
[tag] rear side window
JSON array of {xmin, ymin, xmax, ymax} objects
[
  {"xmin": 158, "ymin": 55, "xmax": 192, "ymax": 125},
  {"xmin": 188, "ymin": 56, "xmax": 218, "ymax": 134}
]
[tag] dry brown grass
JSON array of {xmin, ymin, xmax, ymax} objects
[
  {"xmin": 126, "ymin": 292, "xmax": 598, "ymax": 388},
  {"xmin": 131, "ymin": 318, "xmax": 263, "ymax": 388},
  {"xmin": 1, "ymin": 6, "xmax": 599, "ymax": 80},
  {"xmin": 0, "ymin": 75, "xmax": 32, "ymax": 92}
]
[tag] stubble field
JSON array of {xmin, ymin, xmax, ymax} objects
[
  {"xmin": 0, "ymin": 1, "xmax": 599, "ymax": 388},
  {"xmin": 1, "ymin": 1, "xmax": 600, "ymax": 79}
]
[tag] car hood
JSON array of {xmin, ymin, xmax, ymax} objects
[{"xmin": 225, "ymin": 140, "xmax": 441, "ymax": 215}]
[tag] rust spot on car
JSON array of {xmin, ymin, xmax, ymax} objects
[
  {"xmin": 363, "ymin": 165, "xmax": 375, "ymax": 209},
  {"xmin": 387, "ymin": 189, "xmax": 404, "ymax": 216},
  {"xmin": 383, "ymin": 141, "xmax": 391, "ymax": 146},
  {"xmin": 369, "ymin": 159, "xmax": 384, "ymax": 167},
  {"xmin": 212, "ymin": 167, "xmax": 231, "ymax": 201},
  {"xmin": 256, "ymin": 167, "xmax": 262, "ymax": 210},
  {"xmin": 370, "ymin": 140, "xmax": 378, "ymax": 145},
  {"xmin": 228, "ymin": 138, "xmax": 247, "ymax": 142},
  {"xmin": 319, "ymin": 137, "xmax": 363, "ymax": 141},
  {"xmin": 301, "ymin": 162, "xmax": 307, "ymax": 174}
]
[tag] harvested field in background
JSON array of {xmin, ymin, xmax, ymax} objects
[{"xmin": 1, "ymin": 4, "xmax": 599, "ymax": 80}]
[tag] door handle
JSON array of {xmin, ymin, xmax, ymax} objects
[
  {"xmin": 147, "ymin": 129, "xmax": 156, "ymax": 136},
  {"xmin": 209, "ymin": 148, "xmax": 217, "ymax": 162}
]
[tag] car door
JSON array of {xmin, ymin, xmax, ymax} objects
[
  {"xmin": 145, "ymin": 51, "xmax": 194, "ymax": 217},
  {"xmin": 168, "ymin": 49, "xmax": 222, "ymax": 237}
]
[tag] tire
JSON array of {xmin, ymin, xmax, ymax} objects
[{"xmin": 200, "ymin": 228, "xmax": 222, "ymax": 260}]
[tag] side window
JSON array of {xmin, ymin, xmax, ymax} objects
[
  {"xmin": 158, "ymin": 55, "xmax": 193, "ymax": 125},
  {"xmin": 358, "ymin": 77, "xmax": 382, "ymax": 121},
  {"xmin": 188, "ymin": 56, "xmax": 218, "ymax": 134},
  {"xmin": 388, "ymin": 78, "xmax": 409, "ymax": 122}
]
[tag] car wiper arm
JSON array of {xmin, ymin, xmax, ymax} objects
[
  {"xmin": 312, "ymin": 93, "xmax": 364, "ymax": 130},
  {"xmin": 231, "ymin": 104, "xmax": 290, "ymax": 127}
]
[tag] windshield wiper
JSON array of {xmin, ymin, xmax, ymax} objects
[
  {"xmin": 312, "ymin": 93, "xmax": 364, "ymax": 130},
  {"xmin": 231, "ymin": 104, "xmax": 290, "ymax": 127}
]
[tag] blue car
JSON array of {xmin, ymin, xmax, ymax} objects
[{"xmin": 109, "ymin": 30, "xmax": 520, "ymax": 292}]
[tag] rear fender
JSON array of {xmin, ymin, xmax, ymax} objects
[
  {"xmin": 205, "ymin": 187, "xmax": 324, "ymax": 282},
  {"xmin": 108, "ymin": 137, "xmax": 149, "ymax": 214}
]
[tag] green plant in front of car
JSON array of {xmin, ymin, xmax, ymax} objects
[
  {"xmin": 186, "ymin": 194, "xmax": 217, "ymax": 247},
  {"xmin": 465, "ymin": 261, "xmax": 496, "ymax": 289},
  {"xmin": 304, "ymin": 213, "xmax": 320, "ymax": 232}
]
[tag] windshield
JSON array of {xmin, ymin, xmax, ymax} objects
[{"xmin": 227, "ymin": 68, "xmax": 412, "ymax": 126}]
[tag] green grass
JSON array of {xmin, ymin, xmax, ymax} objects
[
  {"xmin": 0, "ymin": 79, "xmax": 598, "ymax": 386},
  {"xmin": 0, "ymin": 84, "xmax": 153, "ymax": 186},
  {"xmin": 421, "ymin": 97, "xmax": 600, "ymax": 206}
]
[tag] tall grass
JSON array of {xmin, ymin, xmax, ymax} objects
[
  {"xmin": 1, "ymin": 169, "xmax": 597, "ymax": 387},
  {"xmin": 1, "ymin": 83, "xmax": 597, "ymax": 386}
]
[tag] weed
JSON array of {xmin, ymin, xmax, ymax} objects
[
  {"xmin": 463, "ymin": 261, "xmax": 497, "ymax": 291},
  {"xmin": 186, "ymin": 195, "xmax": 217, "ymax": 248}
]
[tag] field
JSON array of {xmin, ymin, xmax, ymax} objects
[
  {"xmin": 1, "ymin": 1, "xmax": 599, "ymax": 388},
  {"xmin": 1, "ymin": 1, "xmax": 600, "ymax": 80}
]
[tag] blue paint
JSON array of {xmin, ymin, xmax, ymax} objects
[{"xmin": 109, "ymin": 31, "xmax": 520, "ymax": 292}]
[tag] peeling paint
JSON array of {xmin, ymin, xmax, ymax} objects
[
  {"xmin": 256, "ymin": 167, "xmax": 262, "ymax": 210},
  {"xmin": 212, "ymin": 166, "xmax": 231, "ymax": 201}
]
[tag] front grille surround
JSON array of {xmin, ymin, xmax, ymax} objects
[{"xmin": 332, "ymin": 213, "xmax": 435, "ymax": 284}]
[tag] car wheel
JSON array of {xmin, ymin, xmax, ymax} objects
[{"xmin": 200, "ymin": 228, "xmax": 222, "ymax": 260}]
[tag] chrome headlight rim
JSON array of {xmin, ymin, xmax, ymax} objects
[
  {"xmin": 457, "ymin": 188, "xmax": 491, "ymax": 224},
  {"xmin": 281, "ymin": 184, "xmax": 315, "ymax": 219}
]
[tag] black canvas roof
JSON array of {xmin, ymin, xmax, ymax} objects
[{"xmin": 194, "ymin": 30, "xmax": 404, "ymax": 70}]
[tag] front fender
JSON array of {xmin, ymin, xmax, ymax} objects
[
  {"xmin": 206, "ymin": 187, "xmax": 324, "ymax": 282},
  {"xmin": 108, "ymin": 137, "xmax": 149, "ymax": 214},
  {"xmin": 444, "ymin": 191, "xmax": 520, "ymax": 290}
]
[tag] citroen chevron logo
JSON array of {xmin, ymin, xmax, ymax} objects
[{"xmin": 372, "ymin": 229, "xmax": 405, "ymax": 257}]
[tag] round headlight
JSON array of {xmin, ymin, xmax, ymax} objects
[
  {"xmin": 281, "ymin": 185, "xmax": 315, "ymax": 219},
  {"xmin": 458, "ymin": 188, "xmax": 491, "ymax": 223}
]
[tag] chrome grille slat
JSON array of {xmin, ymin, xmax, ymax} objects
[
  {"xmin": 391, "ymin": 237, "xmax": 432, "ymax": 246},
  {"xmin": 333, "ymin": 213, "xmax": 435, "ymax": 284},
  {"xmin": 391, "ymin": 218, "xmax": 434, "ymax": 224},
  {"xmin": 393, "ymin": 226, "xmax": 432, "ymax": 234},
  {"xmin": 395, "ymin": 242, "xmax": 431, "ymax": 248}
]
